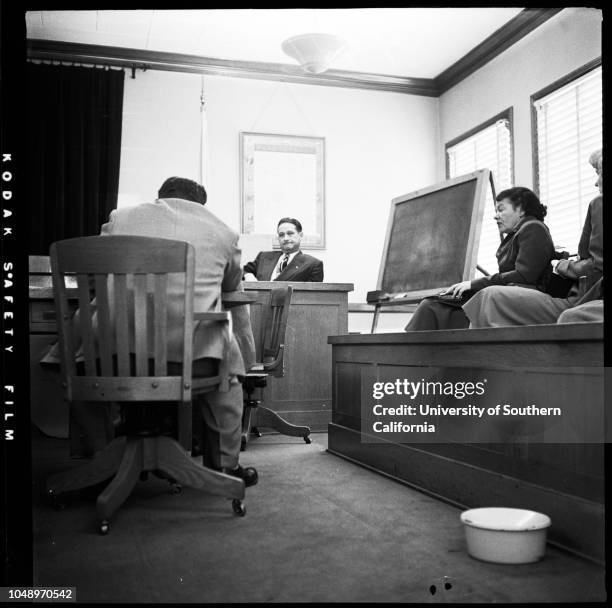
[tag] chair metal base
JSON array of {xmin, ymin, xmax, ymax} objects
[
  {"xmin": 241, "ymin": 398, "xmax": 311, "ymax": 451},
  {"xmin": 47, "ymin": 435, "xmax": 246, "ymax": 533}
]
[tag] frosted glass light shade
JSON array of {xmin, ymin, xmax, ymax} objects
[{"xmin": 281, "ymin": 33, "xmax": 347, "ymax": 74}]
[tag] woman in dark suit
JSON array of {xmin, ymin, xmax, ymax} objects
[
  {"xmin": 405, "ymin": 187, "xmax": 554, "ymax": 331},
  {"xmin": 465, "ymin": 149, "xmax": 602, "ymax": 326}
]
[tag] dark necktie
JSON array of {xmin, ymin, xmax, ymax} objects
[{"xmin": 280, "ymin": 253, "xmax": 289, "ymax": 272}]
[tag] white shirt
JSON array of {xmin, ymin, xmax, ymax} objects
[{"xmin": 272, "ymin": 251, "xmax": 299, "ymax": 278}]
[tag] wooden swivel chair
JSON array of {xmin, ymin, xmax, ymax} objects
[
  {"xmin": 46, "ymin": 235, "xmax": 246, "ymax": 535},
  {"xmin": 240, "ymin": 286, "xmax": 311, "ymax": 450}
]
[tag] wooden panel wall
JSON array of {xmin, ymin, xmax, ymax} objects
[
  {"xmin": 327, "ymin": 325, "xmax": 605, "ymax": 562},
  {"xmin": 246, "ymin": 282, "xmax": 352, "ymax": 431}
]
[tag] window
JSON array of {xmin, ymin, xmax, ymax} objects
[
  {"xmin": 446, "ymin": 110, "xmax": 513, "ymax": 275},
  {"xmin": 533, "ymin": 64, "xmax": 602, "ymax": 252}
]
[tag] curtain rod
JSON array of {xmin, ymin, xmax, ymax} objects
[{"xmin": 27, "ymin": 58, "xmax": 146, "ymax": 79}]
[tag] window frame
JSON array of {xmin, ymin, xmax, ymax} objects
[
  {"xmin": 444, "ymin": 107, "xmax": 515, "ymax": 194},
  {"xmin": 444, "ymin": 108, "xmax": 514, "ymax": 274},
  {"xmin": 530, "ymin": 57, "xmax": 601, "ymax": 198}
]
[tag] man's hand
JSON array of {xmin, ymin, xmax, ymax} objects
[{"xmin": 440, "ymin": 280, "xmax": 471, "ymax": 297}]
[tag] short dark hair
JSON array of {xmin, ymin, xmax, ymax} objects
[
  {"xmin": 496, "ymin": 187, "xmax": 547, "ymax": 221},
  {"xmin": 277, "ymin": 217, "xmax": 303, "ymax": 232},
  {"xmin": 158, "ymin": 177, "xmax": 207, "ymax": 205}
]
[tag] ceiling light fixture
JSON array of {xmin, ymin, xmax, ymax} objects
[{"xmin": 281, "ymin": 33, "xmax": 347, "ymax": 75}]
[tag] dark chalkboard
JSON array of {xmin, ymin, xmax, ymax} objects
[{"xmin": 374, "ymin": 170, "xmax": 490, "ymax": 302}]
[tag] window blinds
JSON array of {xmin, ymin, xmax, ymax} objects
[
  {"xmin": 534, "ymin": 66, "xmax": 602, "ymax": 253},
  {"xmin": 447, "ymin": 119, "xmax": 513, "ymax": 275}
]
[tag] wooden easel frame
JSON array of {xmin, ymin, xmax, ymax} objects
[{"xmin": 369, "ymin": 170, "xmax": 491, "ymax": 332}]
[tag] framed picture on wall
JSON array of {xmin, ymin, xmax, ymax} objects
[{"xmin": 240, "ymin": 132, "xmax": 325, "ymax": 249}]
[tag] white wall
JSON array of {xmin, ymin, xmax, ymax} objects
[
  {"xmin": 438, "ymin": 7, "xmax": 602, "ymax": 187},
  {"xmin": 118, "ymin": 70, "xmax": 203, "ymax": 207},
  {"xmin": 117, "ymin": 7, "xmax": 602, "ymax": 305},
  {"xmin": 205, "ymin": 77, "xmax": 439, "ymax": 302},
  {"xmin": 117, "ymin": 72, "xmax": 439, "ymax": 302}
]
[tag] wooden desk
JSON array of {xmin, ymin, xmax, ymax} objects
[
  {"xmin": 244, "ymin": 281, "xmax": 353, "ymax": 431},
  {"xmin": 327, "ymin": 324, "xmax": 604, "ymax": 562}
]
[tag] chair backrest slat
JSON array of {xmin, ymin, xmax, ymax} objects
[
  {"xmin": 260, "ymin": 286, "xmax": 293, "ymax": 377},
  {"xmin": 270, "ymin": 307, "xmax": 281, "ymax": 347},
  {"xmin": 132, "ymin": 273, "xmax": 148, "ymax": 376},
  {"xmin": 153, "ymin": 273, "xmax": 168, "ymax": 375},
  {"xmin": 94, "ymin": 274, "xmax": 114, "ymax": 376},
  {"xmin": 50, "ymin": 248, "xmax": 77, "ymax": 384},
  {"xmin": 181, "ymin": 248, "xmax": 195, "ymax": 392},
  {"xmin": 76, "ymin": 273, "xmax": 97, "ymax": 376},
  {"xmin": 113, "ymin": 273, "xmax": 130, "ymax": 376},
  {"xmin": 50, "ymin": 235, "xmax": 200, "ymax": 409}
]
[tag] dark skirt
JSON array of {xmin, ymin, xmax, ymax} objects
[{"xmin": 404, "ymin": 298, "xmax": 470, "ymax": 331}]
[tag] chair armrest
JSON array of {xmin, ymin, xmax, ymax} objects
[
  {"xmin": 192, "ymin": 311, "xmax": 232, "ymax": 392},
  {"xmin": 194, "ymin": 311, "xmax": 231, "ymax": 322},
  {"xmin": 263, "ymin": 344, "xmax": 284, "ymax": 373},
  {"xmin": 221, "ymin": 292, "xmax": 258, "ymax": 307}
]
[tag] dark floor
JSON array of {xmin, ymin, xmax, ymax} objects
[{"xmin": 31, "ymin": 430, "xmax": 606, "ymax": 603}]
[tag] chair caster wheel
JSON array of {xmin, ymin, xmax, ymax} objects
[
  {"xmin": 304, "ymin": 436, "xmax": 311, "ymax": 444},
  {"xmin": 252, "ymin": 427, "xmax": 262, "ymax": 438},
  {"xmin": 170, "ymin": 483, "xmax": 182, "ymax": 495},
  {"xmin": 99, "ymin": 521, "xmax": 110, "ymax": 535},
  {"xmin": 232, "ymin": 499, "xmax": 246, "ymax": 516},
  {"xmin": 139, "ymin": 471, "xmax": 149, "ymax": 482}
]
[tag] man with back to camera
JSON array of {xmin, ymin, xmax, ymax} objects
[
  {"xmin": 243, "ymin": 217, "xmax": 324, "ymax": 282},
  {"xmin": 65, "ymin": 177, "xmax": 258, "ymax": 487}
]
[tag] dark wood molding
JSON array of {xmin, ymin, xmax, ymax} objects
[
  {"xmin": 446, "ymin": 107, "xmax": 512, "ymax": 151},
  {"xmin": 444, "ymin": 107, "xmax": 515, "ymax": 187},
  {"xmin": 27, "ymin": 9, "xmax": 566, "ymax": 97},
  {"xmin": 26, "ymin": 39, "xmax": 438, "ymax": 96},
  {"xmin": 531, "ymin": 94, "xmax": 540, "ymax": 198},
  {"xmin": 531, "ymin": 56, "xmax": 602, "ymax": 103},
  {"xmin": 434, "ymin": 8, "xmax": 564, "ymax": 94}
]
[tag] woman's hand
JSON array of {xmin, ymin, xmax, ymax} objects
[
  {"xmin": 440, "ymin": 280, "xmax": 472, "ymax": 297},
  {"xmin": 554, "ymin": 258, "xmax": 579, "ymax": 277}
]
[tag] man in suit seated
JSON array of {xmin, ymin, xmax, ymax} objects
[
  {"xmin": 58, "ymin": 177, "xmax": 258, "ymax": 487},
  {"xmin": 243, "ymin": 217, "xmax": 324, "ymax": 282}
]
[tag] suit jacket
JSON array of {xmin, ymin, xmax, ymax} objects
[
  {"xmin": 100, "ymin": 198, "xmax": 255, "ymax": 375},
  {"xmin": 243, "ymin": 251, "xmax": 324, "ymax": 282},
  {"xmin": 555, "ymin": 195, "xmax": 603, "ymax": 291},
  {"xmin": 470, "ymin": 216, "xmax": 554, "ymax": 293}
]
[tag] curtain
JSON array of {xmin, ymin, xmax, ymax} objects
[{"xmin": 26, "ymin": 63, "xmax": 125, "ymax": 254}]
